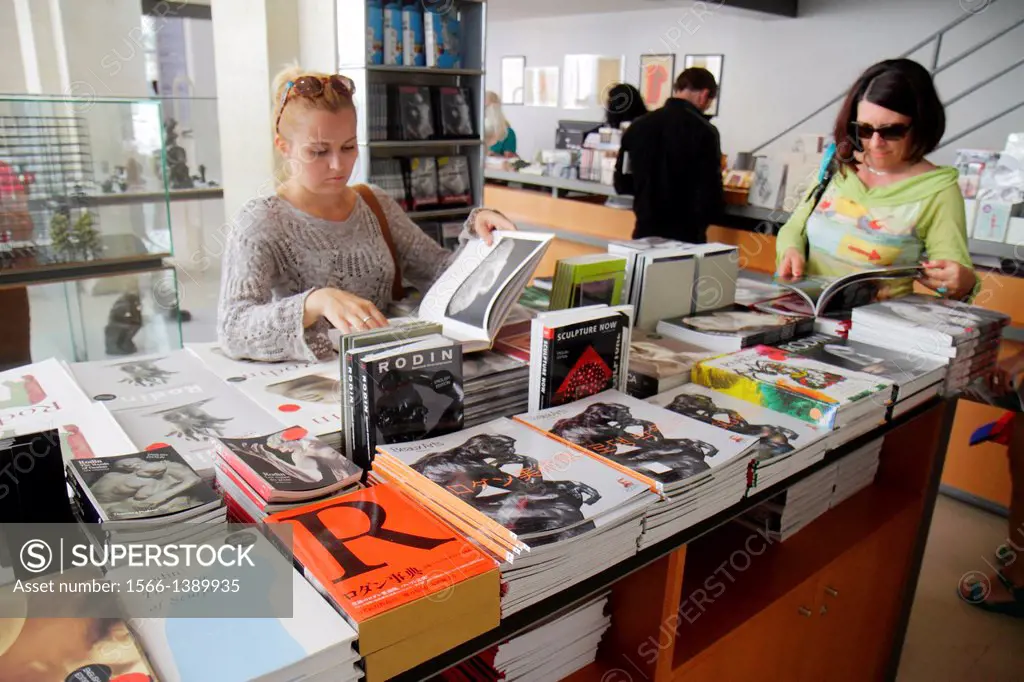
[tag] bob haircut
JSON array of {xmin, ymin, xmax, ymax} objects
[{"xmin": 833, "ymin": 58, "xmax": 945, "ymax": 172}]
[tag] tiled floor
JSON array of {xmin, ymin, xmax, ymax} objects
[{"xmin": 898, "ymin": 495, "xmax": 1024, "ymax": 682}]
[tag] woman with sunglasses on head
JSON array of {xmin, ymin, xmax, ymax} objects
[
  {"xmin": 776, "ymin": 59, "xmax": 978, "ymax": 302},
  {"xmin": 216, "ymin": 65, "xmax": 516, "ymax": 363}
]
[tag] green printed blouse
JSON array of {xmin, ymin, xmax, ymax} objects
[{"xmin": 776, "ymin": 166, "xmax": 978, "ymax": 300}]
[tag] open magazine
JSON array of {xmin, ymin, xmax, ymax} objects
[
  {"xmin": 770, "ymin": 265, "xmax": 925, "ymax": 317},
  {"xmin": 417, "ymin": 230, "xmax": 553, "ymax": 352},
  {"xmin": 961, "ymin": 375, "xmax": 1024, "ymax": 412}
]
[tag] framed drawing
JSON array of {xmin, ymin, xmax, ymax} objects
[
  {"xmin": 639, "ymin": 54, "xmax": 675, "ymax": 110},
  {"xmin": 501, "ymin": 56, "xmax": 526, "ymax": 105},
  {"xmin": 683, "ymin": 54, "xmax": 723, "ymax": 116}
]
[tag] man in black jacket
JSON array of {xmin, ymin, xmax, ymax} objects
[{"xmin": 614, "ymin": 68, "xmax": 724, "ymax": 243}]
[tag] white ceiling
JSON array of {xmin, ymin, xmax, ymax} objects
[{"xmin": 486, "ymin": 0, "xmax": 697, "ymax": 22}]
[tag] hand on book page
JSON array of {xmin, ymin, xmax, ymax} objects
[
  {"xmin": 471, "ymin": 209, "xmax": 517, "ymax": 246},
  {"xmin": 966, "ymin": 351, "xmax": 1024, "ymax": 413}
]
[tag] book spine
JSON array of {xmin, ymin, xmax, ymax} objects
[
  {"xmin": 360, "ymin": 361, "xmax": 375, "ymax": 467},
  {"xmin": 344, "ymin": 353, "xmax": 358, "ymax": 461},
  {"xmin": 539, "ymin": 325, "xmax": 553, "ymax": 409}
]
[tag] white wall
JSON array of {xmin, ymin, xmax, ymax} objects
[
  {"xmin": 485, "ymin": 0, "xmax": 1024, "ymax": 166},
  {"xmin": 0, "ymin": 1, "xmax": 26, "ymax": 92}
]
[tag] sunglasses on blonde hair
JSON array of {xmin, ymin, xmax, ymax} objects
[{"xmin": 275, "ymin": 74, "xmax": 356, "ymax": 135}]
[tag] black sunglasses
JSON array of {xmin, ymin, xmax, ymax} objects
[
  {"xmin": 849, "ymin": 121, "xmax": 912, "ymax": 142},
  {"xmin": 275, "ymin": 75, "xmax": 356, "ymax": 134}
]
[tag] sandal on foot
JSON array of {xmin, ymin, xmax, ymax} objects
[{"xmin": 961, "ymin": 571, "xmax": 1024, "ymax": 618}]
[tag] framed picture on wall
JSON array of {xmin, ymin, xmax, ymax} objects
[
  {"xmin": 501, "ymin": 56, "xmax": 526, "ymax": 105},
  {"xmin": 524, "ymin": 67, "xmax": 560, "ymax": 107},
  {"xmin": 639, "ymin": 54, "xmax": 675, "ymax": 110},
  {"xmin": 683, "ymin": 54, "xmax": 723, "ymax": 116}
]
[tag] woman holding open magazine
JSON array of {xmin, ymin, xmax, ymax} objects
[
  {"xmin": 216, "ymin": 64, "xmax": 516, "ymax": 363},
  {"xmin": 776, "ymin": 59, "xmax": 979, "ymax": 302}
]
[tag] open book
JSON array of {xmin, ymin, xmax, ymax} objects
[
  {"xmin": 417, "ymin": 230, "xmax": 553, "ymax": 352},
  {"xmin": 961, "ymin": 375, "xmax": 1024, "ymax": 413},
  {"xmin": 770, "ymin": 265, "xmax": 925, "ymax": 317}
]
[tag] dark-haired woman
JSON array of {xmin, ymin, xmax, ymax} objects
[
  {"xmin": 776, "ymin": 58, "xmax": 978, "ymax": 301},
  {"xmin": 605, "ymin": 84, "xmax": 648, "ymax": 129}
]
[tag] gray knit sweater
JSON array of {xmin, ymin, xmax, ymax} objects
[{"xmin": 216, "ymin": 185, "xmax": 476, "ymax": 363}]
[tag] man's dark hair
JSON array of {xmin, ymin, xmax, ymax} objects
[
  {"xmin": 674, "ymin": 67, "xmax": 718, "ymax": 100},
  {"xmin": 833, "ymin": 58, "xmax": 945, "ymax": 171}
]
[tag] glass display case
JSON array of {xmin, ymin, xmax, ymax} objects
[{"xmin": 0, "ymin": 95, "xmax": 187, "ymax": 367}]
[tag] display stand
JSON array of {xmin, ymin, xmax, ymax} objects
[
  {"xmin": 393, "ymin": 397, "xmax": 956, "ymax": 682},
  {"xmin": 336, "ymin": 0, "xmax": 487, "ymax": 244}
]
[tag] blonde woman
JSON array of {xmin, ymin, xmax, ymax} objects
[
  {"xmin": 216, "ymin": 66, "xmax": 515, "ymax": 363},
  {"xmin": 485, "ymin": 90, "xmax": 517, "ymax": 157}
]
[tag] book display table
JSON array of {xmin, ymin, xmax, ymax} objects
[{"xmin": 399, "ymin": 396, "xmax": 956, "ymax": 682}]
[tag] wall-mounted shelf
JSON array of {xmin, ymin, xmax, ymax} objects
[
  {"xmin": 407, "ymin": 207, "xmax": 474, "ymax": 220},
  {"xmin": 368, "ymin": 139, "xmax": 483, "ymax": 150},
  {"xmin": 363, "ymin": 65, "xmax": 485, "ymax": 77}
]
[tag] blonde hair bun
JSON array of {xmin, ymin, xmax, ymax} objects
[{"xmin": 271, "ymin": 61, "xmax": 355, "ymax": 136}]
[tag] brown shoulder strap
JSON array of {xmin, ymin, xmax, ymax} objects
[{"xmin": 354, "ymin": 184, "xmax": 404, "ymax": 301}]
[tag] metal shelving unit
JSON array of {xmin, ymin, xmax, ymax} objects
[{"xmin": 336, "ymin": 0, "xmax": 487, "ymax": 248}]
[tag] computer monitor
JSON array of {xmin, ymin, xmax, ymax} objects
[{"xmin": 555, "ymin": 120, "xmax": 603, "ymax": 150}]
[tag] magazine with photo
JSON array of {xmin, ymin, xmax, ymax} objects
[
  {"xmin": 215, "ymin": 425, "xmax": 361, "ymax": 502},
  {"xmin": 656, "ymin": 304, "xmax": 814, "ymax": 352},
  {"xmin": 648, "ymin": 383, "xmax": 828, "ymax": 464},
  {"xmin": 961, "ymin": 375, "xmax": 1023, "ymax": 413},
  {"xmin": 417, "ymin": 230, "xmax": 553, "ymax": 352},
  {"xmin": 377, "ymin": 418, "xmax": 652, "ymax": 547},
  {"xmin": 773, "ymin": 265, "xmax": 926, "ymax": 317},
  {"xmin": 515, "ymin": 389, "xmax": 759, "ymax": 492}
]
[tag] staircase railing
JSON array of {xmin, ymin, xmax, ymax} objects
[{"xmin": 749, "ymin": 0, "xmax": 1023, "ymax": 154}]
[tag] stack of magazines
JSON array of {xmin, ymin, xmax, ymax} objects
[
  {"xmin": 373, "ymin": 419, "xmax": 657, "ymax": 616},
  {"xmin": 849, "ymin": 294, "xmax": 1009, "ymax": 394},
  {"xmin": 213, "ymin": 425, "xmax": 362, "ymax": 522},
  {"xmin": 515, "ymin": 390, "xmax": 761, "ymax": 550},
  {"xmin": 463, "ymin": 350, "xmax": 530, "ymax": 427}
]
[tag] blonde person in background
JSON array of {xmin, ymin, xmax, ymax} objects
[
  {"xmin": 216, "ymin": 65, "xmax": 516, "ymax": 363},
  {"xmin": 485, "ymin": 91, "xmax": 517, "ymax": 157},
  {"xmin": 776, "ymin": 59, "xmax": 978, "ymax": 302}
]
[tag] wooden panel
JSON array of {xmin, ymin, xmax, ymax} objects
[
  {"xmin": 707, "ymin": 225, "xmax": 778, "ymax": 273},
  {"xmin": 597, "ymin": 546, "xmax": 687, "ymax": 682},
  {"xmin": 484, "ymin": 185, "xmax": 634, "ymax": 241},
  {"xmin": 534, "ymin": 238, "xmax": 604, "ymax": 280}
]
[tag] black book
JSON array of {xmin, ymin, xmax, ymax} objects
[
  {"xmin": 433, "ymin": 86, "xmax": 475, "ymax": 138},
  {"xmin": 437, "ymin": 155, "xmax": 472, "ymax": 206},
  {"xmin": 68, "ymin": 446, "xmax": 220, "ymax": 524},
  {"xmin": 406, "ymin": 156, "xmax": 439, "ymax": 209},
  {"xmin": 0, "ymin": 429, "xmax": 76, "ymax": 524},
  {"xmin": 392, "ymin": 84, "xmax": 435, "ymax": 140},
  {"xmin": 359, "ymin": 336, "xmax": 464, "ymax": 461}
]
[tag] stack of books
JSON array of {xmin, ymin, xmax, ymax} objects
[
  {"xmin": 515, "ymin": 390, "xmax": 760, "ymax": 550},
  {"xmin": 463, "ymin": 350, "xmax": 529, "ymax": 427},
  {"xmin": 67, "ymin": 446, "xmax": 226, "ymax": 546},
  {"xmin": 547, "ymin": 253, "xmax": 627, "ymax": 310},
  {"xmin": 648, "ymin": 383, "xmax": 831, "ymax": 495},
  {"xmin": 213, "ymin": 425, "xmax": 362, "ymax": 522},
  {"xmin": 265, "ymin": 484, "xmax": 500, "ymax": 682},
  {"xmin": 130, "ymin": 567, "xmax": 361, "ymax": 682},
  {"xmin": 691, "ymin": 345, "xmax": 895, "ymax": 436},
  {"xmin": 625, "ymin": 329, "xmax": 716, "ymax": 399},
  {"xmin": 527, "ymin": 305, "xmax": 633, "ymax": 412},
  {"xmin": 4, "ymin": 358, "xmax": 138, "ymax": 461},
  {"xmin": 737, "ymin": 436, "xmax": 884, "ymax": 542},
  {"xmin": 373, "ymin": 419, "xmax": 657, "ymax": 616},
  {"xmin": 849, "ymin": 294, "xmax": 1009, "ymax": 394},
  {"xmin": 656, "ymin": 305, "xmax": 814, "ymax": 352},
  {"xmin": 776, "ymin": 332, "xmax": 949, "ymax": 420},
  {"xmin": 607, "ymin": 236, "xmax": 690, "ymax": 306}
]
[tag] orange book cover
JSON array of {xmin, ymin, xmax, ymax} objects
[{"xmin": 265, "ymin": 482, "xmax": 496, "ymax": 623}]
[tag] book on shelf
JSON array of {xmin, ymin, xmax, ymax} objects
[
  {"xmin": 214, "ymin": 425, "xmax": 362, "ymax": 504},
  {"xmin": 425, "ymin": 4, "xmax": 462, "ymax": 69},
  {"xmin": 771, "ymin": 265, "xmax": 926, "ymax": 317},
  {"xmin": 402, "ymin": 0, "xmax": 426, "ymax": 67},
  {"xmin": 436, "ymin": 155, "xmax": 472, "ymax": 206},
  {"xmin": 383, "ymin": 0, "xmax": 403, "ymax": 65},
  {"xmin": 548, "ymin": 253, "xmax": 626, "ymax": 311},
  {"xmin": 692, "ymin": 345, "xmax": 896, "ymax": 429},
  {"xmin": 528, "ymin": 305, "xmax": 633, "ymax": 412},
  {"xmin": 625, "ymin": 329, "xmax": 716, "ymax": 399},
  {"xmin": 391, "ymin": 84, "xmax": 435, "ymax": 140},
  {"xmin": 656, "ymin": 304, "xmax": 814, "ymax": 352},
  {"xmin": 434, "ymin": 86, "xmax": 475, "ymax": 138},
  {"xmin": 407, "ymin": 156, "xmax": 439, "ymax": 209},
  {"xmin": 263, "ymin": 484, "xmax": 499, "ymax": 668},
  {"xmin": 416, "ymin": 230, "xmax": 553, "ymax": 352}
]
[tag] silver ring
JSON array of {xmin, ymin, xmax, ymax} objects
[{"xmin": 361, "ymin": 315, "xmax": 372, "ymax": 323}]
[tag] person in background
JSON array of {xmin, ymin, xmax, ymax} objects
[
  {"xmin": 613, "ymin": 68, "xmax": 723, "ymax": 243},
  {"xmin": 485, "ymin": 91, "xmax": 517, "ymax": 157},
  {"xmin": 605, "ymin": 83, "xmax": 648, "ymax": 130},
  {"xmin": 776, "ymin": 58, "xmax": 978, "ymax": 301},
  {"xmin": 216, "ymin": 65, "xmax": 515, "ymax": 363},
  {"xmin": 963, "ymin": 349, "xmax": 1024, "ymax": 618}
]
